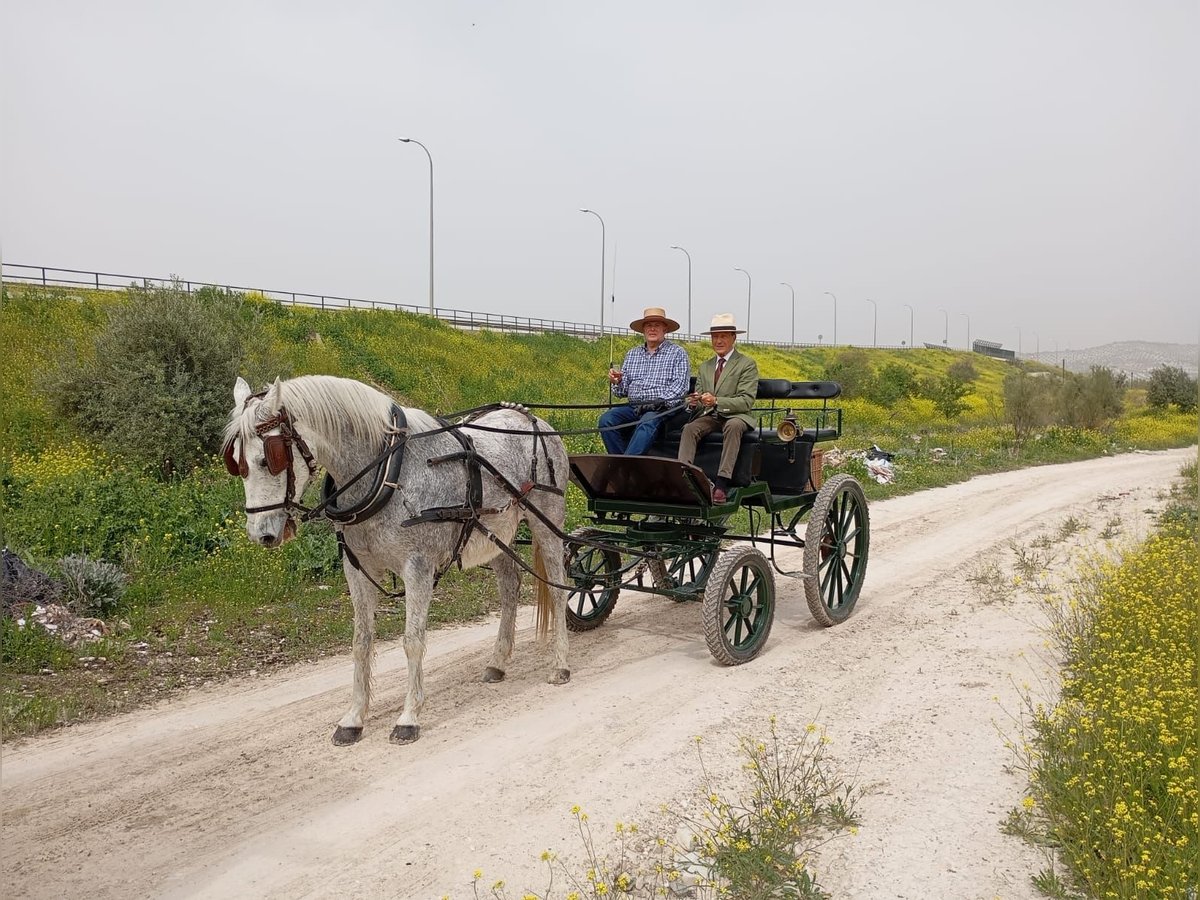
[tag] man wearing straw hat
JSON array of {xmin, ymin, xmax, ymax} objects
[
  {"xmin": 678, "ymin": 313, "xmax": 760, "ymax": 503},
  {"xmin": 599, "ymin": 306, "xmax": 690, "ymax": 455}
]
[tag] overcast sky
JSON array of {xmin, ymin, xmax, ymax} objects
[{"xmin": 3, "ymin": 1, "xmax": 1196, "ymax": 351}]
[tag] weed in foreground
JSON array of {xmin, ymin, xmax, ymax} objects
[{"xmin": 464, "ymin": 717, "xmax": 860, "ymax": 899}]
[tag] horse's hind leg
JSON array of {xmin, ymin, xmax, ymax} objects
[
  {"xmin": 333, "ymin": 568, "xmax": 378, "ymax": 746},
  {"xmin": 391, "ymin": 556, "xmax": 434, "ymax": 745},
  {"xmin": 531, "ymin": 525, "xmax": 571, "ymax": 685},
  {"xmin": 483, "ymin": 553, "xmax": 521, "ymax": 683}
]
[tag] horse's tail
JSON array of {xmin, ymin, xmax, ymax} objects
[{"xmin": 533, "ymin": 541, "xmax": 552, "ymax": 640}]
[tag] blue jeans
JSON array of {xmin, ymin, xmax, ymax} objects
[{"xmin": 599, "ymin": 404, "xmax": 665, "ymax": 456}]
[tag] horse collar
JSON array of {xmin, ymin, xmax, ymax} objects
[{"xmin": 317, "ymin": 405, "xmax": 409, "ymax": 526}]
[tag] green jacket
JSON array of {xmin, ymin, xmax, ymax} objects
[{"xmin": 693, "ymin": 348, "xmax": 760, "ymax": 428}]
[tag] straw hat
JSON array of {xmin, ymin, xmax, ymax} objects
[
  {"xmin": 629, "ymin": 307, "xmax": 681, "ymax": 334},
  {"xmin": 701, "ymin": 313, "xmax": 746, "ymax": 335}
]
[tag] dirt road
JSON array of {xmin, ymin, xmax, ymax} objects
[{"xmin": 3, "ymin": 448, "xmax": 1193, "ymax": 900}]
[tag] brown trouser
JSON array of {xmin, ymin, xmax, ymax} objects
[{"xmin": 678, "ymin": 415, "xmax": 749, "ymax": 479}]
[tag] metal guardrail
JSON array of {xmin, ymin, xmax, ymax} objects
[{"xmin": 1, "ymin": 263, "xmax": 912, "ymax": 350}]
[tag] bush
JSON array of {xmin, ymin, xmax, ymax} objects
[
  {"xmin": 867, "ymin": 363, "xmax": 918, "ymax": 407},
  {"xmin": 57, "ymin": 554, "xmax": 127, "ymax": 617},
  {"xmin": 946, "ymin": 357, "xmax": 978, "ymax": 383},
  {"xmin": 919, "ymin": 373, "xmax": 972, "ymax": 420},
  {"xmin": 823, "ymin": 349, "xmax": 872, "ymax": 399},
  {"xmin": 1145, "ymin": 365, "xmax": 1198, "ymax": 413},
  {"xmin": 45, "ymin": 283, "xmax": 285, "ymax": 478},
  {"xmin": 1003, "ymin": 371, "xmax": 1057, "ymax": 448},
  {"xmin": 1058, "ymin": 366, "xmax": 1125, "ymax": 429}
]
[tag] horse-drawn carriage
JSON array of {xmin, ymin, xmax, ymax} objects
[
  {"xmin": 224, "ymin": 373, "xmax": 867, "ymax": 743},
  {"xmin": 563, "ymin": 379, "xmax": 870, "ymax": 665}
]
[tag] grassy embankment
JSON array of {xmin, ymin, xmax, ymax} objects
[
  {"xmin": 1004, "ymin": 462, "xmax": 1198, "ymax": 898},
  {"xmin": 1, "ymin": 285, "xmax": 1195, "ymax": 737}
]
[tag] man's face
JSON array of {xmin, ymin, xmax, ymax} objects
[
  {"xmin": 642, "ymin": 320, "xmax": 668, "ymax": 348},
  {"xmin": 710, "ymin": 331, "xmax": 736, "ymax": 356}
]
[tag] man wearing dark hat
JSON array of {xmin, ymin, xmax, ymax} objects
[
  {"xmin": 678, "ymin": 313, "xmax": 760, "ymax": 502},
  {"xmin": 599, "ymin": 306, "xmax": 690, "ymax": 455}
]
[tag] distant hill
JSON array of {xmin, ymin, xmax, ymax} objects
[{"xmin": 1023, "ymin": 341, "xmax": 1199, "ymax": 379}]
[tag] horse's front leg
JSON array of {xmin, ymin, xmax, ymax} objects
[
  {"xmin": 333, "ymin": 564, "xmax": 379, "ymax": 746},
  {"xmin": 391, "ymin": 555, "xmax": 434, "ymax": 744},
  {"xmin": 482, "ymin": 553, "xmax": 521, "ymax": 683}
]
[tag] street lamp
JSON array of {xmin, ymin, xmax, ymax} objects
[
  {"xmin": 865, "ymin": 298, "xmax": 877, "ymax": 347},
  {"xmin": 903, "ymin": 303, "xmax": 914, "ymax": 349},
  {"xmin": 670, "ymin": 245, "xmax": 692, "ymax": 334},
  {"xmin": 734, "ymin": 267, "xmax": 752, "ymax": 340},
  {"xmin": 398, "ymin": 137, "xmax": 434, "ymax": 314},
  {"xmin": 1017, "ymin": 326, "xmax": 1022, "ymax": 357},
  {"xmin": 780, "ymin": 282, "xmax": 795, "ymax": 345},
  {"xmin": 823, "ymin": 291, "xmax": 837, "ymax": 346},
  {"xmin": 960, "ymin": 312, "xmax": 971, "ymax": 350},
  {"xmin": 579, "ymin": 209, "xmax": 606, "ymax": 331},
  {"xmin": 938, "ymin": 307, "xmax": 949, "ymax": 345}
]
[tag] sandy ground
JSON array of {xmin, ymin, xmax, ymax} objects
[{"xmin": 2, "ymin": 447, "xmax": 1194, "ymax": 900}]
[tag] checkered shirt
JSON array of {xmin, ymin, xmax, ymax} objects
[{"xmin": 613, "ymin": 340, "xmax": 690, "ymax": 405}]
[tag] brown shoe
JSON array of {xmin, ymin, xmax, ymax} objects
[{"xmin": 711, "ymin": 486, "xmax": 727, "ymax": 503}]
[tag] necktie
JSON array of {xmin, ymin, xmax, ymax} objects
[{"xmin": 714, "ymin": 356, "xmax": 725, "ymax": 389}]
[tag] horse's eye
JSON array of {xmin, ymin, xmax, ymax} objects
[{"xmin": 256, "ymin": 457, "xmax": 269, "ymax": 469}]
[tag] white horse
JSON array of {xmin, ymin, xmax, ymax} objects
[{"xmin": 224, "ymin": 375, "xmax": 571, "ymax": 744}]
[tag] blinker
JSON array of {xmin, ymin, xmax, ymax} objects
[
  {"xmin": 223, "ymin": 439, "xmax": 248, "ymax": 478},
  {"xmin": 262, "ymin": 434, "xmax": 291, "ymax": 476}
]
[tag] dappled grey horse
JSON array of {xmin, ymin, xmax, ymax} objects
[{"xmin": 224, "ymin": 375, "xmax": 571, "ymax": 744}]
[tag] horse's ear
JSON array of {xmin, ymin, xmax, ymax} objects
[
  {"xmin": 234, "ymin": 377, "xmax": 252, "ymax": 407},
  {"xmin": 262, "ymin": 377, "xmax": 283, "ymax": 413}
]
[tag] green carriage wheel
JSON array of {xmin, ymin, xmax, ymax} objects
[
  {"xmin": 702, "ymin": 545, "xmax": 776, "ymax": 665},
  {"xmin": 646, "ymin": 545, "xmax": 720, "ymax": 594},
  {"xmin": 563, "ymin": 527, "xmax": 621, "ymax": 632},
  {"xmin": 803, "ymin": 473, "xmax": 870, "ymax": 626}
]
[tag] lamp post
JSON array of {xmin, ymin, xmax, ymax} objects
[
  {"xmin": 1017, "ymin": 326, "xmax": 1022, "ymax": 357},
  {"xmin": 865, "ymin": 298, "xmax": 877, "ymax": 347},
  {"xmin": 960, "ymin": 312, "xmax": 971, "ymax": 350},
  {"xmin": 398, "ymin": 137, "xmax": 434, "ymax": 314},
  {"xmin": 734, "ymin": 267, "xmax": 752, "ymax": 340},
  {"xmin": 579, "ymin": 209, "xmax": 606, "ymax": 331},
  {"xmin": 823, "ymin": 291, "xmax": 837, "ymax": 345},
  {"xmin": 780, "ymin": 282, "xmax": 795, "ymax": 345},
  {"xmin": 903, "ymin": 303, "xmax": 914, "ymax": 349},
  {"xmin": 938, "ymin": 307, "xmax": 949, "ymax": 345},
  {"xmin": 1032, "ymin": 331, "xmax": 1040, "ymax": 359},
  {"xmin": 670, "ymin": 245, "xmax": 692, "ymax": 334}
]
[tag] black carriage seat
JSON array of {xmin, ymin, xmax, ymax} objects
[{"xmin": 649, "ymin": 379, "xmax": 841, "ymax": 488}]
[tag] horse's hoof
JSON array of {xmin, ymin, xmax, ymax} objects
[
  {"xmin": 548, "ymin": 668, "xmax": 571, "ymax": 685},
  {"xmin": 332, "ymin": 726, "xmax": 363, "ymax": 746},
  {"xmin": 390, "ymin": 724, "xmax": 421, "ymax": 744},
  {"xmin": 482, "ymin": 666, "xmax": 506, "ymax": 683}
]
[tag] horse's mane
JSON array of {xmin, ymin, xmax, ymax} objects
[{"xmin": 224, "ymin": 375, "xmax": 440, "ymax": 448}]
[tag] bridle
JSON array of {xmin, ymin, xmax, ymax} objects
[{"xmin": 223, "ymin": 403, "xmax": 318, "ymax": 520}]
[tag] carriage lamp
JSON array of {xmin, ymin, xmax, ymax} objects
[{"xmin": 777, "ymin": 411, "xmax": 799, "ymax": 443}]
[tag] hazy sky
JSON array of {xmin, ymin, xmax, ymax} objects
[{"xmin": 3, "ymin": 1, "xmax": 1196, "ymax": 351}]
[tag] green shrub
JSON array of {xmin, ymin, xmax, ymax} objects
[
  {"xmin": 1145, "ymin": 365, "xmax": 1198, "ymax": 413},
  {"xmin": 45, "ymin": 283, "xmax": 285, "ymax": 478},
  {"xmin": 1057, "ymin": 366, "xmax": 1125, "ymax": 429},
  {"xmin": 57, "ymin": 554, "xmax": 128, "ymax": 617},
  {"xmin": 1003, "ymin": 371, "xmax": 1057, "ymax": 448},
  {"xmin": 867, "ymin": 362, "xmax": 918, "ymax": 407},
  {"xmin": 823, "ymin": 349, "xmax": 872, "ymax": 398},
  {"xmin": 920, "ymin": 372, "xmax": 972, "ymax": 420}
]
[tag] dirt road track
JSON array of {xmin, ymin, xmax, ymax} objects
[{"xmin": 3, "ymin": 447, "xmax": 1193, "ymax": 900}]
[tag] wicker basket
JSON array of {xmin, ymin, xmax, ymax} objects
[{"xmin": 809, "ymin": 447, "xmax": 825, "ymax": 490}]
